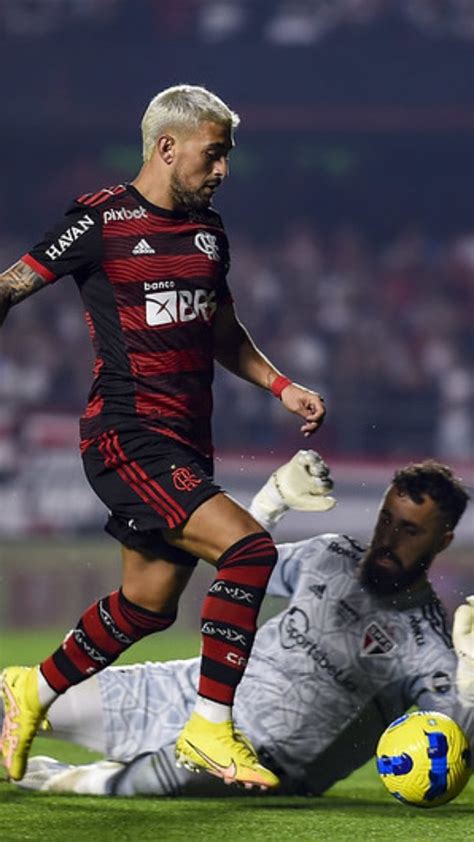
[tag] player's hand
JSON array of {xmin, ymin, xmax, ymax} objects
[
  {"xmin": 279, "ymin": 383, "xmax": 326, "ymax": 438},
  {"xmin": 453, "ymin": 596, "xmax": 474, "ymax": 705},
  {"xmin": 273, "ymin": 450, "xmax": 336, "ymax": 512}
]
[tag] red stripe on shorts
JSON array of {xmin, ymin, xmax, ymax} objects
[
  {"xmin": 98, "ymin": 435, "xmax": 177, "ymax": 528},
  {"xmin": 109, "ymin": 433, "xmax": 186, "ymax": 524},
  {"xmin": 98, "ymin": 431, "xmax": 187, "ymax": 528}
]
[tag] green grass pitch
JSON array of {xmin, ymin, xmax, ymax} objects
[{"xmin": 0, "ymin": 631, "xmax": 472, "ymax": 841}]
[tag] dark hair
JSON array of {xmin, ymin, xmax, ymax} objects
[{"xmin": 392, "ymin": 460, "xmax": 470, "ymax": 529}]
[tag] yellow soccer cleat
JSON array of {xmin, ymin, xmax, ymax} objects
[
  {"xmin": 1, "ymin": 666, "xmax": 48, "ymax": 781},
  {"xmin": 175, "ymin": 712, "xmax": 280, "ymax": 791}
]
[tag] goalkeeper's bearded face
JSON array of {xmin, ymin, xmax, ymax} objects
[{"xmin": 359, "ymin": 486, "xmax": 453, "ymax": 596}]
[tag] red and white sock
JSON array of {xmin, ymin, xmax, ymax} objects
[
  {"xmin": 40, "ymin": 589, "xmax": 176, "ymax": 697},
  {"xmin": 197, "ymin": 531, "xmax": 277, "ymax": 711}
]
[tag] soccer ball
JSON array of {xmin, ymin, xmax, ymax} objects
[{"xmin": 376, "ymin": 710, "xmax": 471, "ymax": 807}]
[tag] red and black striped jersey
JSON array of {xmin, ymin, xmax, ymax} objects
[{"xmin": 23, "ymin": 184, "xmax": 232, "ymax": 457}]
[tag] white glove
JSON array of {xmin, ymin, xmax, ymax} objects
[
  {"xmin": 272, "ymin": 450, "xmax": 336, "ymax": 512},
  {"xmin": 453, "ymin": 596, "xmax": 474, "ymax": 706},
  {"xmin": 250, "ymin": 450, "xmax": 336, "ymax": 530}
]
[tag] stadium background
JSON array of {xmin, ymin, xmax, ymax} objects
[
  {"xmin": 0, "ymin": 0, "xmax": 472, "ymax": 627},
  {"xmin": 0, "ymin": 2, "xmax": 473, "ymax": 837}
]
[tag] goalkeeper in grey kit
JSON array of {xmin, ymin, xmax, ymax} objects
[{"xmin": 13, "ymin": 452, "xmax": 474, "ymax": 797}]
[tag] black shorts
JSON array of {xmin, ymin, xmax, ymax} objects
[{"xmin": 82, "ymin": 429, "xmax": 221, "ymax": 567}]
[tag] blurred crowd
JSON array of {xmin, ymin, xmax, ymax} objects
[
  {"xmin": 1, "ymin": 0, "xmax": 474, "ymax": 42},
  {"xmin": 215, "ymin": 221, "xmax": 474, "ymax": 458},
  {"xmin": 0, "ymin": 221, "xmax": 472, "ymax": 463}
]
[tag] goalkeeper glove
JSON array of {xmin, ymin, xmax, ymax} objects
[
  {"xmin": 453, "ymin": 595, "xmax": 474, "ymax": 706},
  {"xmin": 250, "ymin": 450, "xmax": 336, "ymax": 529}
]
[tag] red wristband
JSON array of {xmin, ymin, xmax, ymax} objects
[{"xmin": 271, "ymin": 375, "xmax": 292, "ymax": 399}]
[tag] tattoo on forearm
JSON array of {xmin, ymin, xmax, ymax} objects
[{"xmin": 0, "ymin": 261, "xmax": 46, "ymax": 323}]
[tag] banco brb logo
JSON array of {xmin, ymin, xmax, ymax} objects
[{"xmin": 145, "ymin": 288, "xmax": 217, "ymax": 326}]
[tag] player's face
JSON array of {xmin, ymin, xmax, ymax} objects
[
  {"xmin": 360, "ymin": 486, "xmax": 453, "ymax": 596},
  {"xmin": 170, "ymin": 121, "xmax": 233, "ymax": 211}
]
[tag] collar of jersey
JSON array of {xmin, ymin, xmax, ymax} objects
[{"xmin": 126, "ymin": 184, "xmax": 189, "ymax": 219}]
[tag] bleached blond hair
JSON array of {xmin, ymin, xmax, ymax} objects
[{"xmin": 141, "ymin": 84, "xmax": 240, "ymax": 162}]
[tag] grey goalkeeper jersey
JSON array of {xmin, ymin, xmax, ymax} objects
[{"xmin": 99, "ymin": 533, "xmax": 474, "ymax": 794}]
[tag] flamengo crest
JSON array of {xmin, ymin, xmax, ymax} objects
[
  {"xmin": 172, "ymin": 467, "xmax": 202, "ymax": 491},
  {"xmin": 194, "ymin": 231, "xmax": 220, "ymax": 261}
]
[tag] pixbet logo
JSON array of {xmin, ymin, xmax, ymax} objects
[
  {"xmin": 171, "ymin": 467, "xmax": 202, "ymax": 492},
  {"xmin": 145, "ymin": 288, "xmax": 217, "ymax": 326},
  {"xmin": 103, "ymin": 206, "xmax": 147, "ymax": 224},
  {"xmin": 194, "ymin": 231, "xmax": 220, "ymax": 261}
]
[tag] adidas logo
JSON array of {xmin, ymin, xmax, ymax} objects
[
  {"xmin": 132, "ymin": 238, "xmax": 155, "ymax": 255},
  {"xmin": 309, "ymin": 583, "xmax": 326, "ymax": 599}
]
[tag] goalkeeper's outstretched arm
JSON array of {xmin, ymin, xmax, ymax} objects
[
  {"xmin": 0, "ymin": 260, "xmax": 48, "ymax": 325},
  {"xmin": 250, "ymin": 450, "xmax": 336, "ymax": 599},
  {"xmin": 249, "ymin": 449, "xmax": 336, "ymax": 531}
]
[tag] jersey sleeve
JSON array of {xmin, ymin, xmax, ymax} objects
[
  {"xmin": 216, "ymin": 248, "xmax": 233, "ymax": 306},
  {"xmin": 267, "ymin": 537, "xmax": 324, "ymax": 598},
  {"xmin": 217, "ymin": 274, "xmax": 233, "ymax": 306},
  {"xmin": 22, "ymin": 202, "xmax": 102, "ymax": 284},
  {"xmin": 213, "ymin": 219, "xmax": 232, "ymax": 306}
]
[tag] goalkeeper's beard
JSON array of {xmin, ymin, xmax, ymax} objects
[{"xmin": 359, "ymin": 547, "xmax": 433, "ymax": 596}]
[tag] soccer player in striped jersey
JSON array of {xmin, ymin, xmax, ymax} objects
[
  {"xmin": 8, "ymin": 452, "xmax": 473, "ymax": 798},
  {"xmin": 0, "ymin": 85, "xmax": 326, "ymax": 789}
]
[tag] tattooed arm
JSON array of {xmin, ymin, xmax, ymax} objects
[{"xmin": 0, "ymin": 260, "xmax": 48, "ymax": 325}]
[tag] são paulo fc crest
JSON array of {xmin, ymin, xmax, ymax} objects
[
  {"xmin": 361, "ymin": 621, "xmax": 397, "ymax": 657},
  {"xmin": 194, "ymin": 231, "xmax": 220, "ymax": 261}
]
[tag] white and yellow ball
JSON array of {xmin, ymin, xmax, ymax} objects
[{"xmin": 376, "ymin": 710, "xmax": 471, "ymax": 807}]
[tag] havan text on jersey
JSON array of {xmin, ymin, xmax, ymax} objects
[{"xmin": 45, "ymin": 214, "xmax": 95, "ymax": 260}]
